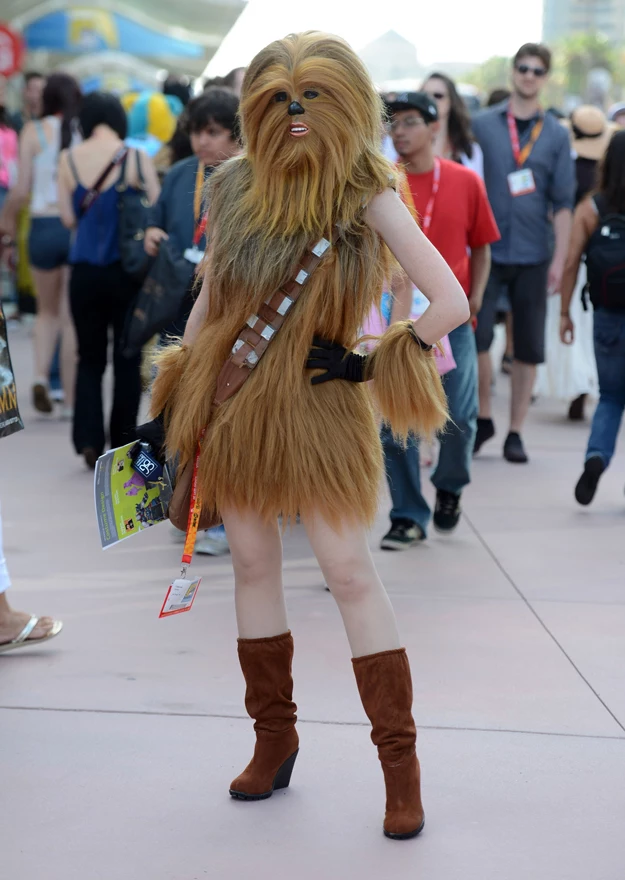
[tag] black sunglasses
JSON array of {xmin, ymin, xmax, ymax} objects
[{"xmin": 516, "ymin": 63, "xmax": 547, "ymax": 78}]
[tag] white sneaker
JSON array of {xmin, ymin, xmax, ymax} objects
[
  {"xmin": 195, "ymin": 525, "xmax": 230, "ymax": 556},
  {"xmin": 170, "ymin": 523, "xmax": 187, "ymax": 543}
]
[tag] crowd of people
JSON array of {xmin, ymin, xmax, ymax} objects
[
  {"xmin": 1, "ymin": 38, "xmax": 625, "ymax": 635},
  {"xmin": 2, "ymin": 30, "xmax": 625, "ymax": 844}
]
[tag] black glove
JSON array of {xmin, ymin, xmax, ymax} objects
[
  {"xmin": 135, "ymin": 411, "xmax": 166, "ymax": 462},
  {"xmin": 306, "ymin": 336, "xmax": 368, "ymax": 385}
]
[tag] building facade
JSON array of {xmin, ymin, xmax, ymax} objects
[{"xmin": 544, "ymin": 0, "xmax": 625, "ymax": 44}]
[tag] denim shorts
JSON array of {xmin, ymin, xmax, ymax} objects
[{"xmin": 28, "ymin": 216, "xmax": 71, "ymax": 271}]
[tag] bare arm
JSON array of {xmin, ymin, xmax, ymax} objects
[
  {"xmin": 390, "ymin": 272, "xmax": 413, "ymax": 323},
  {"xmin": 0, "ymin": 123, "xmax": 36, "ymax": 236},
  {"xmin": 548, "ymin": 207, "xmax": 573, "ymax": 294},
  {"xmin": 135, "ymin": 150, "xmax": 161, "ymax": 205},
  {"xmin": 468, "ymin": 244, "xmax": 491, "ymax": 317},
  {"xmin": 57, "ymin": 151, "xmax": 77, "ymax": 230},
  {"xmin": 182, "ymin": 272, "xmax": 209, "ymax": 345},
  {"xmin": 366, "ymin": 188, "xmax": 469, "ymax": 344},
  {"xmin": 559, "ymin": 200, "xmax": 597, "ymax": 345}
]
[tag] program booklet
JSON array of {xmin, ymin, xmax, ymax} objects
[
  {"xmin": 94, "ymin": 442, "xmax": 173, "ymax": 549},
  {"xmin": 0, "ymin": 301, "xmax": 24, "ymax": 440}
]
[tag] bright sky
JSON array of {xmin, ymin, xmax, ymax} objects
[{"xmin": 206, "ymin": 0, "xmax": 544, "ymax": 76}]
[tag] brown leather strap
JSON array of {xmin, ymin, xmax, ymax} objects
[{"xmin": 213, "ymin": 226, "xmax": 340, "ymax": 406}]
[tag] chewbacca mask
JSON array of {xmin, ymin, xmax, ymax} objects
[{"xmin": 238, "ymin": 31, "xmax": 393, "ymax": 238}]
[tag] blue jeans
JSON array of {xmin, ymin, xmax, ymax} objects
[
  {"xmin": 381, "ymin": 322, "xmax": 478, "ymax": 536},
  {"xmin": 586, "ymin": 309, "xmax": 625, "ymax": 467}
]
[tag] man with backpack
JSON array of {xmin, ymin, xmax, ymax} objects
[{"xmin": 560, "ymin": 129, "xmax": 625, "ymax": 505}]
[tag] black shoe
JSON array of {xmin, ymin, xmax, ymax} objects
[
  {"xmin": 473, "ymin": 418, "xmax": 495, "ymax": 456},
  {"xmin": 380, "ymin": 520, "xmax": 424, "ymax": 551},
  {"xmin": 82, "ymin": 447, "xmax": 99, "ymax": 470},
  {"xmin": 568, "ymin": 394, "xmax": 587, "ymax": 422},
  {"xmin": 433, "ymin": 490, "xmax": 461, "ymax": 533},
  {"xmin": 575, "ymin": 456, "xmax": 605, "ymax": 506},
  {"xmin": 503, "ymin": 432, "xmax": 528, "ymax": 463}
]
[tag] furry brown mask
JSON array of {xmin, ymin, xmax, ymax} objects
[{"xmin": 238, "ymin": 31, "xmax": 394, "ymax": 238}]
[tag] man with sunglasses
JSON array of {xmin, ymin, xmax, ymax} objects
[{"xmin": 472, "ymin": 42, "xmax": 574, "ymax": 463}]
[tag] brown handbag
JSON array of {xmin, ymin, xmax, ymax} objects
[{"xmin": 167, "ymin": 227, "xmax": 340, "ymax": 531}]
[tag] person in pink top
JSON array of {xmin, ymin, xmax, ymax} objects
[{"xmin": 0, "ymin": 76, "xmax": 18, "ymax": 212}]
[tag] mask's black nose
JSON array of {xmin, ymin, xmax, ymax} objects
[{"xmin": 288, "ymin": 100, "xmax": 304, "ymax": 116}]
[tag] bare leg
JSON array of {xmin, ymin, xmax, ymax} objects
[
  {"xmin": 510, "ymin": 360, "xmax": 537, "ymax": 433},
  {"xmin": 31, "ymin": 266, "xmax": 63, "ymax": 383},
  {"xmin": 505, "ymin": 313, "xmax": 514, "ymax": 359},
  {"xmin": 478, "ymin": 351, "xmax": 493, "ymax": 419},
  {"xmin": 303, "ymin": 512, "xmax": 400, "ymax": 658},
  {"xmin": 0, "ymin": 504, "xmax": 57, "ymax": 644},
  {"xmin": 221, "ymin": 506, "xmax": 288, "ymax": 639},
  {"xmin": 59, "ymin": 266, "xmax": 77, "ymax": 410}
]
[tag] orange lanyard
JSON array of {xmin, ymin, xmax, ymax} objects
[
  {"xmin": 181, "ymin": 430, "xmax": 205, "ymax": 573},
  {"xmin": 507, "ymin": 109, "xmax": 544, "ymax": 168},
  {"xmin": 192, "ymin": 162, "xmax": 207, "ymax": 247}
]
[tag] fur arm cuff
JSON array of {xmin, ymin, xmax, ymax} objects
[
  {"xmin": 149, "ymin": 344, "xmax": 191, "ymax": 421},
  {"xmin": 368, "ymin": 321, "xmax": 448, "ymax": 439}
]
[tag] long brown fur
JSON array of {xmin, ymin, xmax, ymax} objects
[
  {"xmin": 368, "ymin": 321, "xmax": 449, "ymax": 440},
  {"xmin": 158, "ymin": 32, "xmax": 447, "ymax": 528}
]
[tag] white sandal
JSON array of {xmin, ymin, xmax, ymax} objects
[{"xmin": 0, "ymin": 615, "xmax": 63, "ymax": 654}]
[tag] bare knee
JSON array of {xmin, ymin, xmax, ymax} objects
[
  {"xmin": 223, "ymin": 511, "xmax": 282, "ymax": 589},
  {"xmin": 232, "ymin": 548, "xmax": 278, "ymax": 588},
  {"xmin": 325, "ymin": 558, "xmax": 374, "ymax": 605}
]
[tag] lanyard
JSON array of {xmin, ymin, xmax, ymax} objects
[
  {"xmin": 180, "ymin": 430, "xmax": 205, "ymax": 575},
  {"xmin": 507, "ymin": 109, "xmax": 544, "ymax": 168},
  {"xmin": 192, "ymin": 162, "xmax": 208, "ymax": 248},
  {"xmin": 399, "ymin": 159, "xmax": 441, "ymax": 239}
]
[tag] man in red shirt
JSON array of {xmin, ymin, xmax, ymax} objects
[{"xmin": 380, "ymin": 91, "xmax": 500, "ymax": 548}]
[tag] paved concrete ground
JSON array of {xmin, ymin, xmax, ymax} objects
[{"xmin": 1, "ymin": 324, "xmax": 624, "ymax": 879}]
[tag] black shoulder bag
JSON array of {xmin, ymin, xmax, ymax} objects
[{"xmin": 117, "ymin": 150, "xmax": 152, "ymax": 285}]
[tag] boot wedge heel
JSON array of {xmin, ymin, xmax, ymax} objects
[{"xmin": 229, "ymin": 749, "xmax": 299, "ymax": 801}]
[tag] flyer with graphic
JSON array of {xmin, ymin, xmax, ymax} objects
[
  {"xmin": 0, "ymin": 302, "xmax": 24, "ymax": 440},
  {"xmin": 94, "ymin": 442, "xmax": 173, "ymax": 548}
]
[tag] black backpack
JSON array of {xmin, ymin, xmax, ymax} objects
[{"xmin": 585, "ymin": 194, "xmax": 625, "ymax": 310}]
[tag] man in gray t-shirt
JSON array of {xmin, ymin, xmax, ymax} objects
[{"xmin": 472, "ymin": 42, "xmax": 575, "ymax": 464}]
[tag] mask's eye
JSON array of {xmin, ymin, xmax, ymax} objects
[
  {"xmin": 303, "ymin": 90, "xmax": 319, "ymax": 100},
  {"xmin": 273, "ymin": 91, "xmax": 288, "ymax": 103}
]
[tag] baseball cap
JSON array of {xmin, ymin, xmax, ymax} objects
[{"xmin": 385, "ymin": 91, "xmax": 439, "ymax": 123}]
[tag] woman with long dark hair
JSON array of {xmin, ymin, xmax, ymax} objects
[
  {"xmin": 421, "ymin": 71, "xmax": 483, "ymax": 177},
  {"xmin": 560, "ymin": 129, "xmax": 625, "ymax": 505},
  {"xmin": 0, "ymin": 73, "xmax": 81, "ymax": 417}
]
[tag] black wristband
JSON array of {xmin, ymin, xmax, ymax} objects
[{"xmin": 407, "ymin": 323, "xmax": 433, "ymax": 351}]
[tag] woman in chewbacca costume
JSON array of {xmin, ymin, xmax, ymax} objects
[{"xmin": 150, "ymin": 32, "xmax": 469, "ymax": 839}]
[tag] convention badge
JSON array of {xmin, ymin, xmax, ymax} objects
[
  {"xmin": 507, "ymin": 169, "xmax": 536, "ymax": 197},
  {"xmin": 159, "ymin": 577, "xmax": 201, "ymax": 618},
  {"xmin": 183, "ymin": 246, "xmax": 204, "ymax": 265},
  {"xmin": 132, "ymin": 445, "xmax": 164, "ymax": 483}
]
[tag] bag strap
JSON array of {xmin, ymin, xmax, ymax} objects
[
  {"xmin": 134, "ymin": 149, "xmax": 146, "ymax": 188},
  {"xmin": 79, "ymin": 145, "xmax": 128, "ymax": 217},
  {"xmin": 213, "ymin": 226, "xmax": 341, "ymax": 407}
]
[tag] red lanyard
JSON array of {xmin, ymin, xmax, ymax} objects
[
  {"xmin": 192, "ymin": 161, "xmax": 208, "ymax": 249},
  {"xmin": 193, "ymin": 214, "xmax": 208, "ymax": 248},
  {"xmin": 181, "ymin": 430, "xmax": 205, "ymax": 572},
  {"xmin": 421, "ymin": 158, "xmax": 441, "ymax": 238},
  {"xmin": 398, "ymin": 158, "xmax": 440, "ymax": 238},
  {"xmin": 507, "ymin": 109, "xmax": 544, "ymax": 168}
]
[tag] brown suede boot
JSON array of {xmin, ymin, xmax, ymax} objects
[
  {"xmin": 352, "ymin": 647, "xmax": 425, "ymax": 840},
  {"xmin": 229, "ymin": 631, "xmax": 299, "ymax": 801}
]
